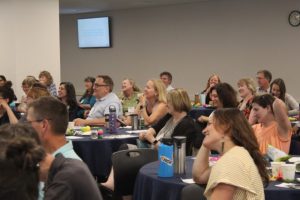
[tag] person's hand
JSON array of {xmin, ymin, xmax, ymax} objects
[
  {"xmin": 0, "ymin": 99, "xmax": 10, "ymax": 111},
  {"xmin": 139, "ymin": 132, "xmax": 146, "ymax": 140},
  {"xmin": 74, "ymin": 118, "xmax": 86, "ymax": 126},
  {"xmin": 84, "ymin": 110, "xmax": 90, "ymax": 118},
  {"xmin": 139, "ymin": 95, "xmax": 146, "ymax": 106},
  {"xmin": 198, "ymin": 115, "xmax": 208, "ymax": 123},
  {"xmin": 144, "ymin": 131, "xmax": 155, "ymax": 143}
]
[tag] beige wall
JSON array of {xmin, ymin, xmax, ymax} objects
[
  {"xmin": 0, "ymin": 0, "xmax": 60, "ymax": 99},
  {"xmin": 60, "ymin": 0, "xmax": 300, "ymax": 101}
]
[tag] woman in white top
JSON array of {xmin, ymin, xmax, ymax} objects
[
  {"xmin": 270, "ymin": 78, "xmax": 299, "ymax": 116},
  {"xmin": 192, "ymin": 108, "xmax": 268, "ymax": 200}
]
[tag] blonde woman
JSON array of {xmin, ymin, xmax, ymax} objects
[
  {"xmin": 135, "ymin": 79, "xmax": 168, "ymax": 126},
  {"xmin": 237, "ymin": 78, "xmax": 256, "ymax": 120}
]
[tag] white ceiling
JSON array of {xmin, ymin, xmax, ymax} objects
[{"xmin": 60, "ymin": 0, "xmax": 209, "ymax": 15}]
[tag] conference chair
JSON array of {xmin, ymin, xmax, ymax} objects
[
  {"xmin": 112, "ymin": 148, "xmax": 158, "ymax": 199},
  {"xmin": 181, "ymin": 184, "xmax": 206, "ymax": 200}
]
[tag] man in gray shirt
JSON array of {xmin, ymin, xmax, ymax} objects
[{"xmin": 74, "ymin": 75, "xmax": 122, "ymax": 126}]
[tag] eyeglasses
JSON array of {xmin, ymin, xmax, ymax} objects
[{"xmin": 94, "ymin": 84, "xmax": 108, "ymax": 88}]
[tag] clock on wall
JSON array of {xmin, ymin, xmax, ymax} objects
[{"xmin": 288, "ymin": 10, "xmax": 300, "ymax": 27}]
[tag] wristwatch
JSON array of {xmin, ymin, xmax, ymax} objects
[{"xmin": 152, "ymin": 140, "xmax": 158, "ymax": 145}]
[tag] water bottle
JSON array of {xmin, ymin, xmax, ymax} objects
[
  {"xmin": 108, "ymin": 105, "xmax": 117, "ymax": 133},
  {"xmin": 173, "ymin": 136, "xmax": 186, "ymax": 175},
  {"xmin": 130, "ymin": 114, "xmax": 139, "ymax": 130},
  {"xmin": 158, "ymin": 138, "xmax": 174, "ymax": 177}
]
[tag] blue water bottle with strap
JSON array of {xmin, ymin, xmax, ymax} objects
[{"xmin": 158, "ymin": 138, "xmax": 174, "ymax": 177}]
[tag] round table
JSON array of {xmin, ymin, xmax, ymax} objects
[
  {"xmin": 70, "ymin": 128, "xmax": 138, "ymax": 181},
  {"xmin": 133, "ymin": 158, "xmax": 300, "ymax": 200}
]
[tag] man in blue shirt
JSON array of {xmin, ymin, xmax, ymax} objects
[
  {"xmin": 74, "ymin": 75, "xmax": 122, "ymax": 126},
  {"xmin": 26, "ymin": 96, "xmax": 81, "ymax": 160}
]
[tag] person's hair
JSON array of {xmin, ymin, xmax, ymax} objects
[
  {"xmin": 270, "ymin": 78, "xmax": 286, "ymax": 101},
  {"xmin": 210, "ymin": 82, "xmax": 238, "ymax": 108},
  {"xmin": 28, "ymin": 96, "xmax": 68, "ymax": 134},
  {"xmin": 213, "ymin": 108, "xmax": 269, "ymax": 186},
  {"xmin": 167, "ymin": 88, "xmax": 191, "ymax": 113},
  {"xmin": 80, "ymin": 77, "xmax": 95, "ymax": 101},
  {"xmin": 149, "ymin": 79, "xmax": 167, "ymax": 103},
  {"xmin": 0, "ymin": 85, "xmax": 16, "ymax": 104},
  {"xmin": 237, "ymin": 78, "xmax": 257, "ymax": 95},
  {"xmin": 0, "ymin": 123, "xmax": 45, "ymax": 200},
  {"xmin": 204, "ymin": 74, "xmax": 221, "ymax": 90},
  {"xmin": 160, "ymin": 71, "xmax": 173, "ymax": 81},
  {"xmin": 39, "ymin": 71, "xmax": 53, "ymax": 86},
  {"xmin": 123, "ymin": 78, "xmax": 140, "ymax": 92},
  {"xmin": 59, "ymin": 82, "xmax": 78, "ymax": 108},
  {"xmin": 0, "ymin": 75, "xmax": 6, "ymax": 82},
  {"xmin": 27, "ymin": 83, "xmax": 50, "ymax": 100},
  {"xmin": 97, "ymin": 75, "xmax": 114, "ymax": 92},
  {"xmin": 257, "ymin": 70, "xmax": 272, "ymax": 83},
  {"xmin": 252, "ymin": 94, "xmax": 275, "ymax": 114},
  {"xmin": 22, "ymin": 76, "xmax": 38, "ymax": 87}
]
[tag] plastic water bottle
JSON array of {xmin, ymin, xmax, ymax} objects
[
  {"xmin": 158, "ymin": 138, "xmax": 173, "ymax": 177},
  {"xmin": 109, "ymin": 105, "xmax": 117, "ymax": 133}
]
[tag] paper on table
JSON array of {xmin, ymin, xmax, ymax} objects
[
  {"xmin": 275, "ymin": 183, "xmax": 297, "ymax": 188},
  {"xmin": 103, "ymin": 134, "xmax": 138, "ymax": 139},
  {"xmin": 66, "ymin": 136, "xmax": 84, "ymax": 139},
  {"xmin": 181, "ymin": 178, "xmax": 195, "ymax": 184},
  {"xmin": 126, "ymin": 130, "xmax": 146, "ymax": 134}
]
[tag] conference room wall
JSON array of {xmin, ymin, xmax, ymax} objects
[
  {"xmin": 60, "ymin": 0, "xmax": 300, "ymax": 101},
  {"xmin": 0, "ymin": 0, "xmax": 60, "ymax": 100}
]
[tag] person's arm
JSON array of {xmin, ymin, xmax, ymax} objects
[
  {"xmin": 139, "ymin": 127, "xmax": 156, "ymax": 143},
  {"xmin": 197, "ymin": 115, "xmax": 209, "ymax": 123},
  {"xmin": 73, "ymin": 117, "xmax": 105, "ymax": 126},
  {"xmin": 141, "ymin": 103, "xmax": 168, "ymax": 125},
  {"xmin": 192, "ymin": 145, "xmax": 211, "ymax": 184},
  {"xmin": 273, "ymin": 98, "xmax": 292, "ymax": 139},
  {"xmin": 0, "ymin": 99, "xmax": 18, "ymax": 124},
  {"xmin": 285, "ymin": 93, "xmax": 299, "ymax": 116},
  {"xmin": 248, "ymin": 108, "xmax": 257, "ymax": 125},
  {"xmin": 210, "ymin": 184, "xmax": 236, "ymax": 200}
]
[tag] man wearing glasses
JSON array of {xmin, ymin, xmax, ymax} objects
[
  {"xmin": 74, "ymin": 75, "xmax": 122, "ymax": 126},
  {"xmin": 256, "ymin": 69, "xmax": 272, "ymax": 95}
]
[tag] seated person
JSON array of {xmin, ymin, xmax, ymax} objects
[
  {"xmin": 39, "ymin": 70, "xmax": 57, "ymax": 97},
  {"xmin": 74, "ymin": 75, "xmax": 122, "ymax": 126},
  {"xmin": 58, "ymin": 82, "xmax": 82, "ymax": 121},
  {"xmin": 201, "ymin": 74, "xmax": 221, "ymax": 105},
  {"xmin": 270, "ymin": 78, "xmax": 299, "ymax": 116},
  {"xmin": 250, "ymin": 94, "xmax": 292, "ymax": 154},
  {"xmin": 0, "ymin": 84, "xmax": 20, "ymax": 125},
  {"xmin": 17, "ymin": 75, "xmax": 38, "ymax": 113},
  {"xmin": 192, "ymin": 108, "xmax": 268, "ymax": 200},
  {"xmin": 119, "ymin": 78, "xmax": 141, "ymax": 114},
  {"xmin": 78, "ymin": 76, "xmax": 96, "ymax": 118},
  {"xmin": 0, "ymin": 123, "xmax": 103, "ymax": 200},
  {"xmin": 124, "ymin": 79, "xmax": 168, "ymax": 126},
  {"xmin": 237, "ymin": 78, "xmax": 256, "ymax": 120},
  {"xmin": 102, "ymin": 89, "xmax": 197, "ymax": 192}
]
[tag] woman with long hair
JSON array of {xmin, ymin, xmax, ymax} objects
[
  {"xmin": 58, "ymin": 82, "xmax": 82, "ymax": 121},
  {"xmin": 270, "ymin": 78, "xmax": 299, "ymax": 116},
  {"xmin": 78, "ymin": 76, "xmax": 96, "ymax": 118},
  {"xmin": 201, "ymin": 74, "xmax": 221, "ymax": 105},
  {"xmin": 193, "ymin": 108, "xmax": 268, "ymax": 199}
]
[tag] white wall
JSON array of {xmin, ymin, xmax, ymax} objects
[
  {"xmin": 0, "ymin": 0, "xmax": 60, "ymax": 99},
  {"xmin": 60, "ymin": 0, "xmax": 300, "ymax": 100}
]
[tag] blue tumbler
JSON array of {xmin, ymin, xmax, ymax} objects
[{"xmin": 158, "ymin": 138, "xmax": 174, "ymax": 177}]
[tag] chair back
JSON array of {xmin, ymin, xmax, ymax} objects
[
  {"xmin": 181, "ymin": 184, "xmax": 206, "ymax": 200},
  {"xmin": 112, "ymin": 148, "xmax": 158, "ymax": 196}
]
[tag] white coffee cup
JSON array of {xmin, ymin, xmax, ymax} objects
[
  {"xmin": 270, "ymin": 162, "xmax": 284, "ymax": 178},
  {"xmin": 281, "ymin": 163, "xmax": 296, "ymax": 182},
  {"xmin": 128, "ymin": 107, "xmax": 135, "ymax": 115},
  {"xmin": 200, "ymin": 94, "xmax": 206, "ymax": 105},
  {"xmin": 68, "ymin": 121, "xmax": 75, "ymax": 129}
]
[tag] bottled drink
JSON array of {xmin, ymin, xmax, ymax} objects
[
  {"xmin": 139, "ymin": 116, "xmax": 145, "ymax": 129},
  {"xmin": 109, "ymin": 105, "xmax": 117, "ymax": 133},
  {"xmin": 173, "ymin": 136, "xmax": 186, "ymax": 175},
  {"xmin": 158, "ymin": 138, "xmax": 173, "ymax": 177}
]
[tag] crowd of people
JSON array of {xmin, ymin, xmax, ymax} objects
[{"xmin": 0, "ymin": 68, "xmax": 299, "ymax": 200}]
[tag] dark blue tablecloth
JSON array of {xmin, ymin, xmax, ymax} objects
[
  {"xmin": 133, "ymin": 158, "xmax": 300, "ymax": 200},
  {"xmin": 188, "ymin": 107, "xmax": 215, "ymax": 120},
  {"xmin": 70, "ymin": 128, "xmax": 138, "ymax": 181}
]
